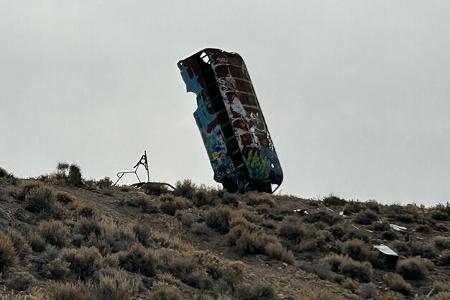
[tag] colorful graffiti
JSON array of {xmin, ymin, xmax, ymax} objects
[{"xmin": 177, "ymin": 48, "xmax": 283, "ymax": 193}]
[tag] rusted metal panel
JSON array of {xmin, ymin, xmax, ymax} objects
[{"xmin": 178, "ymin": 48, "xmax": 283, "ymax": 193}]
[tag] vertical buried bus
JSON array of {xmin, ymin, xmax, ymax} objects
[{"xmin": 177, "ymin": 48, "xmax": 283, "ymax": 193}]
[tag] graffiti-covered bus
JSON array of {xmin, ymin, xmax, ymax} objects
[{"xmin": 178, "ymin": 48, "xmax": 283, "ymax": 193}]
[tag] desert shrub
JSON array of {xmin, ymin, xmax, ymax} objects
[
  {"xmin": 191, "ymin": 223, "xmax": 212, "ymax": 235},
  {"xmin": 228, "ymin": 228, "xmax": 293, "ymax": 263},
  {"xmin": 0, "ymin": 166, "xmax": 9, "ymax": 178},
  {"xmin": 416, "ymin": 224, "xmax": 431, "ymax": 233},
  {"xmin": 42, "ymin": 258, "xmax": 70, "ymax": 279},
  {"xmin": 155, "ymin": 248, "xmax": 196, "ymax": 281},
  {"xmin": 6, "ymin": 272, "xmax": 36, "ymax": 291},
  {"xmin": 431, "ymin": 210, "xmax": 450, "ymax": 221},
  {"xmin": 340, "ymin": 257, "xmax": 373, "ymax": 282},
  {"xmin": 221, "ymin": 193, "xmax": 239, "ymax": 207},
  {"xmin": 323, "ymin": 254, "xmax": 372, "ymax": 282},
  {"xmin": 28, "ymin": 233, "xmax": 46, "ymax": 252},
  {"xmin": 55, "ymin": 192, "xmax": 74, "ymax": 204},
  {"xmin": 353, "ymin": 209, "xmax": 378, "ymax": 225},
  {"xmin": 434, "ymin": 223, "xmax": 448, "ymax": 232},
  {"xmin": 75, "ymin": 219, "xmax": 101, "ymax": 239},
  {"xmin": 38, "ymin": 220, "xmax": 69, "ymax": 248},
  {"xmin": 396, "ymin": 257, "xmax": 427, "ymax": 280},
  {"xmin": 118, "ymin": 244, "xmax": 156, "ymax": 276},
  {"xmin": 343, "ymin": 201, "xmax": 365, "ymax": 215},
  {"xmin": 174, "ymin": 179, "xmax": 197, "ymax": 199},
  {"xmin": 57, "ymin": 162, "xmax": 70, "ymax": 174},
  {"xmin": 371, "ymin": 222, "xmax": 390, "ymax": 231},
  {"xmin": 62, "ymin": 247, "xmax": 102, "ymax": 280},
  {"xmin": 95, "ymin": 269, "xmax": 135, "ymax": 300},
  {"xmin": 160, "ymin": 194, "xmax": 190, "ymax": 216},
  {"xmin": 390, "ymin": 240, "xmax": 409, "ymax": 256},
  {"xmin": 191, "ymin": 186, "xmax": 217, "ymax": 207},
  {"xmin": 96, "ymin": 220, "xmax": 136, "ymax": 254},
  {"xmin": 16, "ymin": 182, "xmax": 42, "ymax": 200},
  {"xmin": 342, "ymin": 227, "xmax": 369, "ymax": 242},
  {"xmin": 68, "ymin": 164, "xmax": 83, "ymax": 187},
  {"xmin": 381, "ymin": 230, "xmax": 398, "ymax": 241},
  {"xmin": 50, "ymin": 281, "xmax": 88, "ymax": 300},
  {"xmin": 341, "ymin": 277, "xmax": 357, "ymax": 291},
  {"xmin": 297, "ymin": 260, "xmax": 340, "ymax": 282},
  {"xmin": 238, "ymin": 283, "xmax": 275, "ymax": 300},
  {"xmin": 124, "ymin": 194, "xmax": 159, "ymax": 213},
  {"xmin": 7, "ymin": 230, "xmax": 31, "ymax": 261},
  {"xmin": 410, "ymin": 241, "xmax": 438, "ymax": 259},
  {"xmin": 341, "ymin": 239, "xmax": 370, "ymax": 261},
  {"xmin": 356, "ymin": 282, "xmax": 379, "ymax": 299},
  {"xmin": 433, "ymin": 236, "xmax": 450, "ymax": 250},
  {"xmin": 384, "ymin": 272, "xmax": 412, "ymax": 295},
  {"xmin": 132, "ymin": 223, "xmax": 152, "ymax": 247},
  {"xmin": 305, "ymin": 211, "xmax": 339, "ymax": 226},
  {"xmin": 176, "ymin": 210, "xmax": 197, "ymax": 227},
  {"xmin": 323, "ymin": 195, "xmax": 346, "ymax": 206},
  {"xmin": 97, "ymin": 177, "xmax": 112, "ymax": 189},
  {"xmin": 78, "ymin": 205, "xmax": 96, "ymax": 218},
  {"xmin": 245, "ymin": 193, "xmax": 274, "ymax": 208},
  {"xmin": 149, "ymin": 285, "xmax": 182, "ymax": 300},
  {"xmin": 205, "ymin": 208, "xmax": 231, "ymax": 233},
  {"xmin": 0, "ymin": 233, "xmax": 18, "ymax": 272},
  {"xmin": 279, "ymin": 218, "xmax": 315, "ymax": 243},
  {"xmin": 439, "ymin": 250, "xmax": 450, "ymax": 265},
  {"xmin": 25, "ymin": 185, "xmax": 56, "ymax": 214}
]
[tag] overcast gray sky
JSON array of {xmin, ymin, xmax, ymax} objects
[{"xmin": 1, "ymin": 1, "xmax": 449, "ymax": 206}]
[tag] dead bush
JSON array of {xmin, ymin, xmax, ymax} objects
[
  {"xmin": 78, "ymin": 205, "xmax": 96, "ymax": 218},
  {"xmin": 221, "ymin": 193, "xmax": 239, "ymax": 207},
  {"xmin": 160, "ymin": 194, "xmax": 190, "ymax": 216},
  {"xmin": 0, "ymin": 233, "xmax": 18, "ymax": 272},
  {"xmin": 205, "ymin": 208, "xmax": 231, "ymax": 233},
  {"xmin": 62, "ymin": 246, "xmax": 102, "ymax": 280},
  {"xmin": 410, "ymin": 241, "xmax": 438, "ymax": 259},
  {"xmin": 6, "ymin": 272, "xmax": 36, "ymax": 291},
  {"xmin": 118, "ymin": 244, "xmax": 156, "ymax": 276},
  {"xmin": 38, "ymin": 220, "xmax": 69, "ymax": 248},
  {"xmin": 353, "ymin": 209, "xmax": 378, "ymax": 225},
  {"xmin": 384, "ymin": 272, "xmax": 412, "ymax": 295},
  {"xmin": 396, "ymin": 256, "xmax": 428, "ymax": 280}
]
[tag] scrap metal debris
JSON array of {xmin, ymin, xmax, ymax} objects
[
  {"xmin": 390, "ymin": 223, "xmax": 407, "ymax": 232},
  {"xmin": 374, "ymin": 244, "xmax": 399, "ymax": 268},
  {"xmin": 178, "ymin": 48, "xmax": 283, "ymax": 193}
]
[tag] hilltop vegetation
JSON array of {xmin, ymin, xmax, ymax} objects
[{"xmin": 0, "ymin": 165, "xmax": 450, "ymax": 299}]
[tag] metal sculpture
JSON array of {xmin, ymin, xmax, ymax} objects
[
  {"xmin": 113, "ymin": 151, "xmax": 150, "ymax": 186},
  {"xmin": 177, "ymin": 48, "xmax": 283, "ymax": 193}
]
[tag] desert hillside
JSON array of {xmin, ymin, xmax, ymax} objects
[{"xmin": 0, "ymin": 165, "xmax": 449, "ymax": 299}]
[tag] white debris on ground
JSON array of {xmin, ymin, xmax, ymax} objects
[
  {"xmin": 373, "ymin": 244, "xmax": 399, "ymax": 256},
  {"xmin": 390, "ymin": 223, "xmax": 407, "ymax": 232}
]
